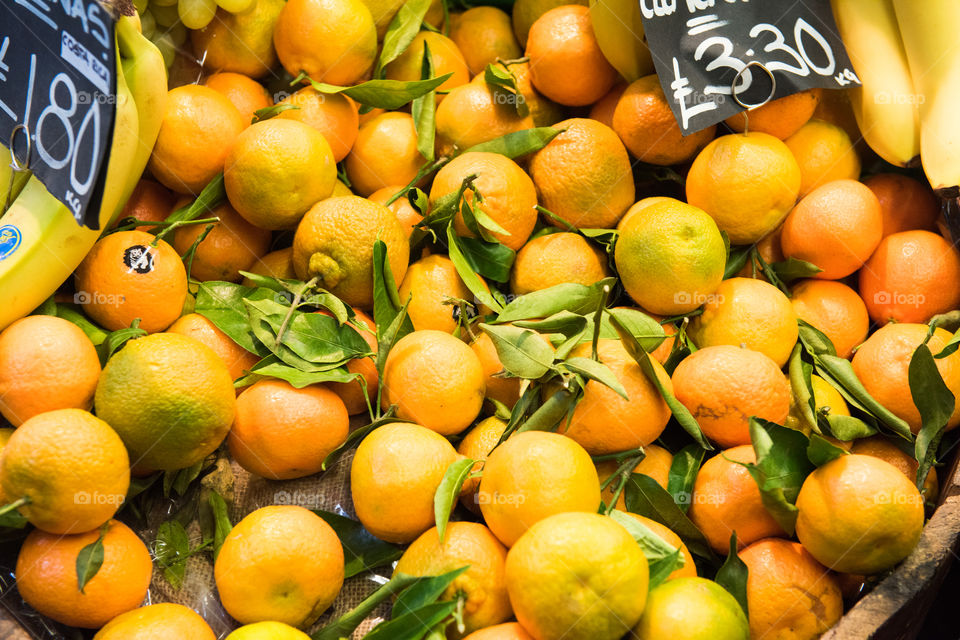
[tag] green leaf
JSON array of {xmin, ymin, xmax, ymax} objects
[
  {"xmin": 245, "ymin": 297, "xmax": 371, "ymax": 367},
  {"xmin": 609, "ymin": 314, "xmax": 711, "ymax": 450},
  {"xmin": 580, "ymin": 228, "xmax": 618, "ymax": 256},
  {"xmin": 457, "ymin": 236, "xmax": 516, "ymax": 283},
  {"xmin": 251, "ymin": 104, "xmax": 300, "ymax": 123},
  {"xmin": 788, "ymin": 343, "xmax": 820, "ymax": 435},
  {"xmin": 935, "ymin": 326, "xmax": 960, "ymax": 359},
  {"xmin": 517, "ymin": 386, "xmax": 579, "ymax": 433},
  {"xmin": 311, "ymin": 574, "xmax": 424, "ymax": 640},
  {"xmin": 411, "ymin": 40, "xmax": 437, "ymax": 163},
  {"xmin": 495, "ymin": 278, "xmax": 617, "ymax": 323},
  {"xmin": 715, "ymin": 533, "xmax": 749, "ymax": 617},
  {"xmin": 648, "ymin": 549, "xmax": 682, "ymax": 590},
  {"xmin": 609, "ymin": 509, "xmax": 684, "ymax": 563},
  {"xmin": 479, "ymin": 324, "xmax": 555, "ymax": 379},
  {"xmin": 446, "ymin": 224, "xmax": 503, "ymax": 312},
  {"xmin": 814, "ymin": 354, "xmax": 913, "ymax": 440},
  {"xmin": 164, "ymin": 173, "xmax": 226, "ymax": 225},
  {"xmin": 910, "ymin": 343, "xmax": 955, "ymax": 489},
  {"xmin": 738, "ymin": 418, "xmax": 815, "ymax": 535},
  {"xmin": 373, "ymin": 239, "xmax": 415, "ymax": 350},
  {"xmin": 825, "ymin": 413, "xmax": 877, "ymax": 441},
  {"xmin": 154, "ymin": 520, "xmax": 191, "ymax": 589},
  {"xmin": 163, "ymin": 459, "xmax": 206, "ymax": 497},
  {"xmin": 434, "ymin": 458, "xmax": 475, "ymax": 543},
  {"xmin": 606, "ymin": 307, "xmax": 667, "ymax": 355},
  {"xmin": 461, "ymin": 193, "xmax": 511, "ymax": 240},
  {"xmin": 561, "ymin": 357, "xmax": 628, "ymax": 399},
  {"xmin": 314, "ymin": 510, "xmax": 403, "ymax": 578},
  {"xmin": 0, "ymin": 509, "xmax": 28, "ymax": 529},
  {"xmin": 514, "ymin": 311, "xmax": 588, "ymax": 337},
  {"xmin": 32, "ymin": 296, "xmax": 57, "ymax": 317},
  {"xmin": 797, "ymin": 319, "xmax": 837, "ymax": 357},
  {"xmin": 807, "ymin": 433, "xmax": 848, "ymax": 467},
  {"xmin": 376, "ymin": 297, "xmax": 415, "ymax": 380},
  {"xmin": 624, "ymin": 473, "xmax": 714, "ymax": 560},
  {"xmin": 666, "ymin": 445, "xmax": 705, "ymax": 514},
  {"xmin": 296, "ymin": 72, "xmax": 453, "ymax": 110},
  {"xmin": 235, "ymin": 356, "xmax": 359, "ymax": 389},
  {"xmin": 609, "ymin": 509, "xmax": 683, "ymax": 590},
  {"xmin": 392, "ymin": 567, "xmax": 469, "ymax": 618},
  {"xmin": 463, "ymin": 127, "xmax": 561, "ymax": 159},
  {"xmin": 322, "ymin": 407, "xmax": 404, "ymax": 472},
  {"xmin": 96, "ymin": 324, "xmax": 147, "ymax": 365},
  {"xmin": 236, "ymin": 271, "xmax": 299, "ymax": 294},
  {"xmin": 378, "ymin": 0, "xmax": 432, "ymax": 72},
  {"xmin": 724, "ymin": 245, "xmax": 752, "ymax": 279},
  {"xmin": 207, "ymin": 491, "xmax": 232, "ymax": 560},
  {"xmin": 483, "ymin": 63, "xmax": 529, "ymax": 118},
  {"xmin": 76, "ymin": 522, "xmax": 108, "ymax": 593},
  {"xmin": 367, "ymin": 602, "xmax": 458, "ymax": 640},
  {"xmin": 770, "ymin": 257, "xmax": 822, "ymax": 283},
  {"xmin": 56, "ymin": 305, "xmax": 108, "ymax": 345},
  {"xmin": 497, "ymin": 383, "xmax": 540, "ymax": 443},
  {"xmin": 195, "ymin": 281, "xmax": 274, "ymax": 355}
]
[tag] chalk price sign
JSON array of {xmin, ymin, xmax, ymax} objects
[
  {"xmin": 639, "ymin": 0, "xmax": 860, "ymax": 134},
  {"xmin": 0, "ymin": 0, "xmax": 116, "ymax": 228}
]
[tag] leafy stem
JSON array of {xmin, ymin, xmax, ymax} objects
[
  {"xmin": 591, "ymin": 284, "xmax": 610, "ymax": 360},
  {"xmin": 151, "ymin": 217, "xmax": 221, "ymax": 248},
  {"xmin": 275, "ymin": 277, "xmax": 319, "ymax": 347},
  {"xmin": 0, "ymin": 496, "xmax": 30, "ymax": 517}
]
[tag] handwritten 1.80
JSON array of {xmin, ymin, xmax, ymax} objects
[
  {"xmin": 0, "ymin": 47, "xmax": 104, "ymax": 217},
  {"xmin": 669, "ymin": 16, "xmax": 861, "ymax": 130}
]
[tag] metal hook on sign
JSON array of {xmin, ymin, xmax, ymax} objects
[
  {"xmin": 8, "ymin": 124, "xmax": 32, "ymax": 173},
  {"xmin": 731, "ymin": 61, "xmax": 777, "ymax": 110},
  {"xmin": 4, "ymin": 124, "xmax": 33, "ymax": 216},
  {"xmin": 730, "ymin": 61, "xmax": 776, "ymax": 135}
]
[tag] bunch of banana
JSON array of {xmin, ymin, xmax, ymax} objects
[
  {"xmin": 833, "ymin": 0, "xmax": 960, "ymax": 196},
  {"xmin": 0, "ymin": 11, "xmax": 167, "ymax": 331},
  {"xmin": 891, "ymin": 0, "xmax": 960, "ymax": 196},
  {"xmin": 830, "ymin": 0, "xmax": 920, "ymax": 168}
]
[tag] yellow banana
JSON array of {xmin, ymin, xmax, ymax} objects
[
  {"xmin": 0, "ymin": 46, "xmax": 140, "ymax": 330},
  {"xmin": 116, "ymin": 13, "xmax": 168, "ymax": 198},
  {"xmin": 893, "ymin": 0, "xmax": 960, "ymax": 193},
  {"xmin": 589, "ymin": 0, "xmax": 653, "ymax": 84},
  {"xmin": 830, "ymin": 0, "xmax": 920, "ymax": 167},
  {"xmin": 0, "ymin": 146, "xmax": 32, "ymax": 209}
]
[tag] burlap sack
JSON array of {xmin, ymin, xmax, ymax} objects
[{"xmin": 148, "ymin": 448, "xmax": 393, "ymax": 638}]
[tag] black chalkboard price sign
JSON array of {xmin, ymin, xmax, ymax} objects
[
  {"xmin": 639, "ymin": 0, "xmax": 860, "ymax": 134},
  {"xmin": 0, "ymin": 0, "xmax": 116, "ymax": 228}
]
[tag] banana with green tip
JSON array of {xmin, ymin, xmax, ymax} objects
[
  {"xmin": 830, "ymin": 0, "xmax": 920, "ymax": 168},
  {"xmin": 892, "ymin": 0, "xmax": 960, "ymax": 194}
]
